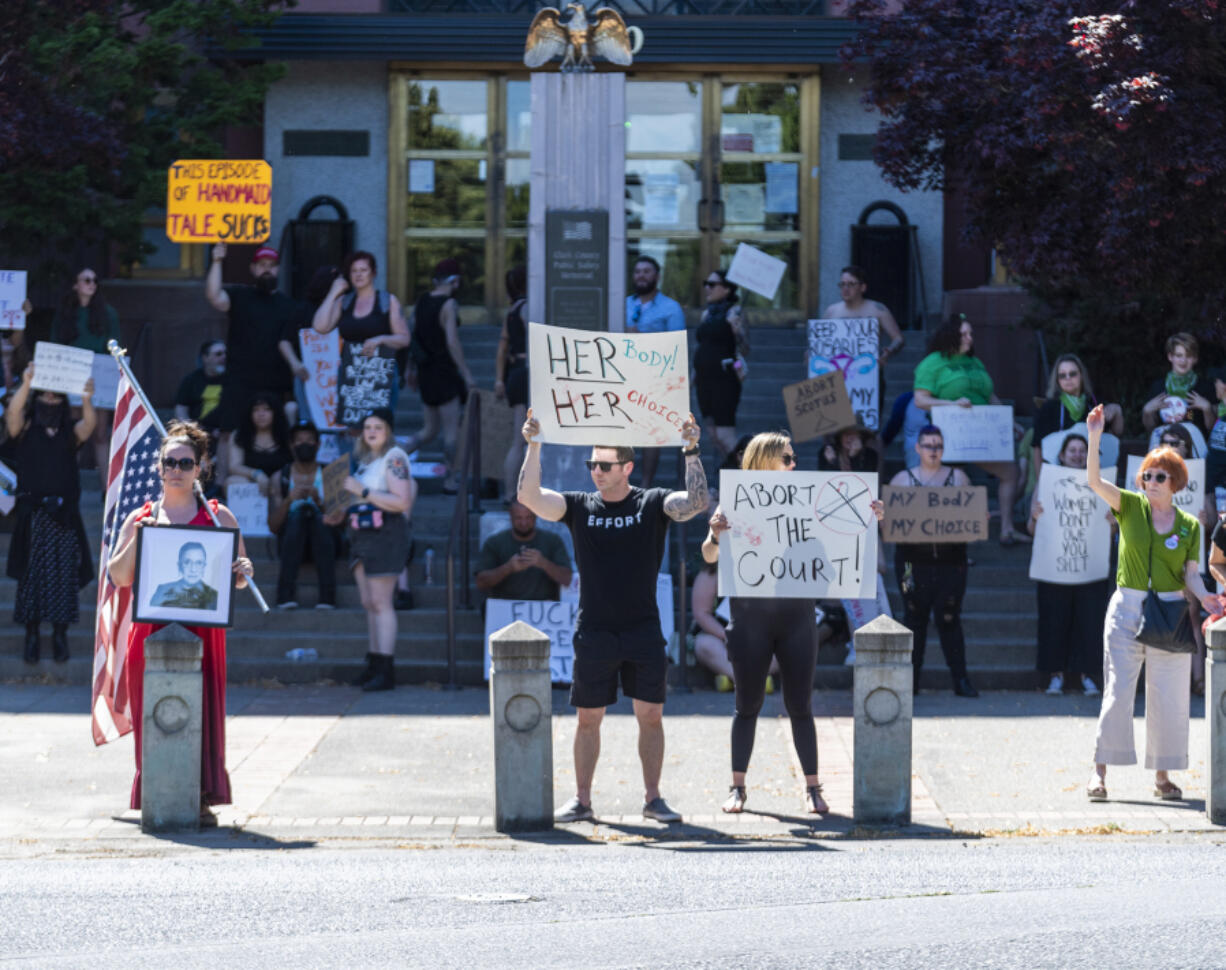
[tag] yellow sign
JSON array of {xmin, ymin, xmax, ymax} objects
[{"xmin": 165, "ymin": 159, "xmax": 272, "ymax": 243}]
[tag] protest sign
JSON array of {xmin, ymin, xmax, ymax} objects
[
  {"xmin": 528, "ymin": 322, "xmax": 689, "ymax": 446},
  {"xmin": 880, "ymin": 485, "xmax": 989, "ymax": 544},
  {"xmin": 322, "ymin": 456, "xmax": 356, "ymax": 516},
  {"xmin": 299, "ymin": 328, "xmax": 345, "ymax": 431},
  {"xmin": 1028, "ymin": 466, "xmax": 1114, "ymax": 584},
  {"xmin": 725, "ymin": 242, "xmax": 787, "ymax": 301},
  {"xmin": 226, "ymin": 482, "xmax": 272, "ymax": 538},
  {"xmin": 485, "ymin": 599, "xmax": 580, "ymax": 682},
  {"xmin": 1039, "ymin": 424, "xmax": 1119, "ymax": 470},
  {"xmin": 782, "ymin": 371, "xmax": 857, "ymax": 444},
  {"xmin": 165, "ymin": 159, "xmax": 272, "ymax": 244},
  {"xmin": 1126, "ymin": 455, "xmax": 1206, "ymax": 570},
  {"xmin": 0, "ymin": 271, "xmax": 27, "ymax": 329},
  {"xmin": 32, "ymin": 342, "xmax": 93, "ymax": 396},
  {"xmin": 806, "ymin": 318, "xmax": 879, "ymax": 429},
  {"xmin": 336, "ymin": 346, "xmax": 397, "ymax": 428},
  {"xmin": 930, "ymin": 405, "xmax": 1014, "ymax": 463},
  {"xmin": 716, "ymin": 470, "xmax": 878, "ymax": 599},
  {"xmin": 89, "ymin": 353, "xmax": 120, "ymax": 409}
]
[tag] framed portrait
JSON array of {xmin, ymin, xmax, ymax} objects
[{"xmin": 132, "ymin": 524, "xmax": 238, "ymax": 628}]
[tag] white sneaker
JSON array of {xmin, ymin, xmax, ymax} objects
[
  {"xmin": 1082, "ymin": 675, "xmax": 1100, "ymax": 697},
  {"xmin": 277, "ymin": 601, "xmax": 299, "ymax": 611},
  {"xmin": 1045, "ymin": 674, "xmax": 1063, "ymax": 695}
]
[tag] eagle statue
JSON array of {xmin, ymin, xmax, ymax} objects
[{"xmin": 523, "ymin": 3, "xmax": 633, "ymax": 72}]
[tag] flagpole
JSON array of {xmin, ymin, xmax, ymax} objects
[{"xmin": 107, "ymin": 340, "xmax": 270, "ymax": 613}]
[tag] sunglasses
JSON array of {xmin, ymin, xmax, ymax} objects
[
  {"xmin": 1142, "ymin": 471, "xmax": 1169, "ymax": 484},
  {"xmin": 703, "ymin": 280, "xmax": 723, "ymax": 287},
  {"xmin": 585, "ymin": 459, "xmax": 628, "ymax": 472},
  {"xmin": 919, "ymin": 443, "xmax": 944, "ymax": 451},
  {"xmin": 781, "ymin": 453, "xmax": 797, "ymax": 465},
  {"xmin": 79, "ymin": 276, "xmax": 97, "ymax": 284},
  {"xmin": 161, "ymin": 457, "xmax": 198, "ymax": 472}
]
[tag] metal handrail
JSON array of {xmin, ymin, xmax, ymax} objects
[{"xmin": 443, "ymin": 392, "xmax": 482, "ymax": 689}]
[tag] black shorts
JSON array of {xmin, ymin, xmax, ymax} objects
[{"xmin": 569, "ymin": 623, "xmax": 668, "ymax": 708}]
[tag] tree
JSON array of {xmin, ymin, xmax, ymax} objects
[{"xmin": 0, "ymin": 0, "xmax": 289, "ymax": 277}]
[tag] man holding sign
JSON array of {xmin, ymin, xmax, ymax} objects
[{"xmin": 517, "ymin": 407, "xmax": 708, "ymax": 825}]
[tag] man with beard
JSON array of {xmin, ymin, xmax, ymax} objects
[{"xmin": 475, "ymin": 499, "xmax": 573, "ymax": 602}]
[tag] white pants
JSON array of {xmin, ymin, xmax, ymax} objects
[{"xmin": 1093, "ymin": 587, "xmax": 1191, "ymax": 770}]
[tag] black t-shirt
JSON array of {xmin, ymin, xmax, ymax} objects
[
  {"xmin": 175, "ymin": 368, "xmax": 226, "ymax": 425},
  {"xmin": 561, "ymin": 486, "xmax": 670, "ymax": 632},
  {"xmin": 224, "ymin": 284, "xmax": 300, "ymax": 393}
]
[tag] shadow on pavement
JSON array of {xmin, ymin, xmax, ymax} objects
[{"xmin": 107, "ymin": 816, "xmax": 316, "ymax": 850}]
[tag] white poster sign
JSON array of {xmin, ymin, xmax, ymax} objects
[
  {"xmin": 725, "ymin": 242, "xmax": 786, "ymax": 301},
  {"xmin": 89, "ymin": 353, "xmax": 120, "ymax": 409},
  {"xmin": 931, "ymin": 405, "xmax": 1015, "ymax": 463},
  {"xmin": 0, "ymin": 270, "xmax": 27, "ymax": 330},
  {"xmin": 227, "ymin": 481, "xmax": 271, "ymax": 538},
  {"xmin": 1028, "ymin": 466, "xmax": 1115, "ymax": 584},
  {"xmin": 716, "ymin": 470, "xmax": 878, "ymax": 599},
  {"xmin": 1040, "ymin": 423, "xmax": 1119, "ymax": 470},
  {"xmin": 31, "ymin": 342, "xmax": 93, "ymax": 396},
  {"xmin": 528, "ymin": 322, "xmax": 689, "ymax": 446},
  {"xmin": 299, "ymin": 328, "xmax": 345, "ymax": 431},
  {"xmin": 1126, "ymin": 455, "xmax": 1207, "ymax": 570},
  {"xmin": 806, "ymin": 318, "xmax": 880, "ymax": 430}
]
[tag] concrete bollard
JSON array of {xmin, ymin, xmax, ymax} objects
[
  {"xmin": 1206, "ymin": 619, "xmax": 1226, "ymax": 825},
  {"xmin": 141, "ymin": 623, "xmax": 203, "ymax": 833},
  {"xmin": 852, "ymin": 615, "xmax": 914, "ymax": 825},
  {"xmin": 489, "ymin": 621, "xmax": 554, "ymax": 833}
]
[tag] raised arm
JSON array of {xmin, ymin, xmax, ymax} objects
[
  {"xmin": 516, "ymin": 408, "xmax": 566, "ymax": 521},
  {"xmin": 1085, "ymin": 404, "xmax": 1121, "ymax": 511},
  {"xmin": 74, "ymin": 378, "xmax": 97, "ymax": 444},
  {"xmin": 312, "ymin": 277, "xmax": 348, "ymax": 334},
  {"xmin": 702, "ymin": 504, "xmax": 727, "ymax": 563},
  {"xmin": 205, "ymin": 244, "xmax": 230, "ymax": 313},
  {"xmin": 663, "ymin": 415, "xmax": 708, "ymax": 522}
]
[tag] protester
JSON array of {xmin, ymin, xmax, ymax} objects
[
  {"xmin": 1026, "ymin": 433, "xmax": 1106, "ymax": 696},
  {"xmin": 475, "ymin": 499, "xmax": 572, "ymax": 601},
  {"xmin": 1205, "ymin": 368, "xmax": 1226, "ymax": 503},
  {"xmin": 268, "ymin": 421, "xmax": 338, "ymax": 611},
  {"xmin": 174, "ymin": 340, "xmax": 228, "ymax": 427},
  {"xmin": 1083, "ymin": 404, "xmax": 1221, "ymax": 803},
  {"xmin": 689, "ymin": 561, "xmax": 738, "ymax": 692},
  {"xmin": 1141, "ymin": 333, "xmax": 1216, "ymax": 434},
  {"xmin": 625, "ymin": 254, "xmax": 686, "ymax": 486},
  {"xmin": 819, "ymin": 423, "xmax": 879, "ymax": 473},
  {"xmin": 403, "ymin": 258, "xmax": 473, "ymax": 493},
  {"xmin": 889, "ymin": 424, "xmax": 979, "ymax": 697},
  {"xmin": 823, "ymin": 264, "xmax": 905, "ymax": 363},
  {"xmin": 494, "ymin": 266, "xmax": 530, "ymax": 502},
  {"xmin": 343, "ymin": 408, "xmax": 416, "ymax": 692},
  {"xmin": 692, "ymin": 268, "xmax": 748, "ymax": 464},
  {"xmin": 106, "ymin": 419, "xmax": 254, "ymax": 826},
  {"xmin": 518, "ymin": 407, "xmax": 708, "ymax": 824},
  {"xmin": 226, "ymin": 392, "xmax": 291, "ymax": 497},
  {"xmin": 5, "ymin": 364, "xmax": 96, "ymax": 664},
  {"xmin": 1032, "ymin": 353, "xmax": 1123, "ymax": 471},
  {"xmin": 912, "ymin": 314, "xmax": 1028, "ymax": 545}
]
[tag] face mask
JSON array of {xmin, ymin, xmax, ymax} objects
[
  {"xmin": 293, "ymin": 443, "xmax": 318, "ymax": 463},
  {"xmin": 255, "ymin": 273, "xmax": 277, "ymax": 293},
  {"xmin": 33, "ymin": 401, "xmax": 63, "ymax": 429}
]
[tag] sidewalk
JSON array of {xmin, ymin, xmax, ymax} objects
[{"xmin": 0, "ymin": 683, "xmax": 1219, "ymax": 850}]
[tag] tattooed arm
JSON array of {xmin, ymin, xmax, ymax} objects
[
  {"xmin": 663, "ymin": 414, "xmax": 709, "ymax": 522},
  {"xmin": 347, "ymin": 451, "xmax": 415, "ymax": 514},
  {"xmin": 516, "ymin": 408, "xmax": 567, "ymax": 521}
]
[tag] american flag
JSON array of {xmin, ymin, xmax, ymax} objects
[{"xmin": 90, "ymin": 373, "xmax": 162, "ymax": 746}]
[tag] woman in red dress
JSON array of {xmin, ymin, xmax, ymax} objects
[{"xmin": 107, "ymin": 420, "xmax": 254, "ymax": 826}]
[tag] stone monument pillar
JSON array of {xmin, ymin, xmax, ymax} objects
[
  {"xmin": 852, "ymin": 615, "xmax": 914, "ymax": 825},
  {"xmin": 489, "ymin": 620, "xmax": 554, "ymax": 832},
  {"xmin": 141, "ymin": 623, "xmax": 204, "ymax": 833},
  {"xmin": 1206, "ymin": 619, "xmax": 1226, "ymax": 825}
]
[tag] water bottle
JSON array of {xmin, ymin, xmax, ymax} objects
[
  {"xmin": 285, "ymin": 647, "xmax": 318, "ymax": 661},
  {"xmin": 424, "ymin": 546, "xmax": 436, "ymax": 586}
]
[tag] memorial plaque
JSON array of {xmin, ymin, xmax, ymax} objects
[{"xmin": 546, "ymin": 209, "xmax": 608, "ymax": 331}]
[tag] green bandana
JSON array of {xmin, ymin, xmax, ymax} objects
[
  {"xmin": 1060, "ymin": 392, "xmax": 1087, "ymax": 422},
  {"xmin": 1165, "ymin": 370, "xmax": 1197, "ymax": 399},
  {"xmin": 1218, "ymin": 401, "xmax": 1226, "ymax": 419}
]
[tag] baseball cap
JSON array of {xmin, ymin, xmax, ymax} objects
[
  {"xmin": 433, "ymin": 257, "xmax": 461, "ymax": 280},
  {"xmin": 252, "ymin": 246, "xmax": 280, "ymax": 263}
]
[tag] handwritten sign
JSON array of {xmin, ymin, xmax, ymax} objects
[
  {"xmin": 336, "ymin": 346, "xmax": 397, "ymax": 428},
  {"xmin": 726, "ymin": 242, "xmax": 787, "ymax": 301},
  {"xmin": 881, "ymin": 485, "xmax": 989, "ymax": 544},
  {"xmin": 806, "ymin": 318, "xmax": 879, "ymax": 429},
  {"xmin": 165, "ymin": 159, "xmax": 272, "ymax": 243},
  {"xmin": 0, "ymin": 271, "xmax": 26, "ymax": 330},
  {"xmin": 930, "ymin": 405, "xmax": 1014, "ymax": 463},
  {"xmin": 1126, "ymin": 455, "xmax": 1206, "ymax": 570},
  {"xmin": 322, "ymin": 456, "xmax": 356, "ymax": 516},
  {"xmin": 1029, "ymin": 466, "xmax": 1114, "ymax": 584},
  {"xmin": 31, "ymin": 342, "xmax": 93, "ymax": 396},
  {"xmin": 485, "ymin": 600, "xmax": 580, "ymax": 683},
  {"xmin": 716, "ymin": 470, "xmax": 878, "ymax": 599},
  {"xmin": 782, "ymin": 371, "xmax": 857, "ymax": 444},
  {"xmin": 299, "ymin": 328, "xmax": 344, "ymax": 431},
  {"xmin": 528, "ymin": 322, "xmax": 689, "ymax": 446},
  {"xmin": 226, "ymin": 481, "xmax": 272, "ymax": 538}
]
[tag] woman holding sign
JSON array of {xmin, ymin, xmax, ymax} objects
[
  {"xmin": 1084, "ymin": 405, "xmax": 1222, "ymax": 803},
  {"xmin": 692, "ymin": 269, "xmax": 749, "ymax": 463}
]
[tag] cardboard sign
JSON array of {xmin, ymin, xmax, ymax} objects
[
  {"xmin": 31, "ymin": 342, "xmax": 93, "ymax": 396},
  {"xmin": 336, "ymin": 345, "xmax": 397, "ymax": 428},
  {"xmin": 716, "ymin": 470, "xmax": 878, "ymax": 599},
  {"xmin": 1039, "ymin": 424, "xmax": 1119, "ymax": 470},
  {"xmin": 166, "ymin": 159, "xmax": 272, "ymax": 243},
  {"xmin": 782, "ymin": 371, "xmax": 857, "ymax": 444},
  {"xmin": 725, "ymin": 242, "xmax": 787, "ymax": 301},
  {"xmin": 528, "ymin": 322, "xmax": 689, "ymax": 446},
  {"xmin": 930, "ymin": 405, "xmax": 1014, "ymax": 463},
  {"xmin": 806, "ymin": 318, "xmax": 880, "ymax": 429},
  {"xmin": 226, "ymin": 481, "xmax": 272, "ymax": 538},
  {"xmin": 1126, "ymin": 455, "xmax": 1206, "ymax": 570},
  {"xmin": 300, "ymin": 328, "xmax": 345, "ymax": 431},
  {"xmin": 0, "ymin": 270, "xmax": 27, "ymax": 330},
  {"xmin": 881, "ymin": 484, "xmax": 989, "ymax": 544},
  {"xmin": 1029, "ymin": 466, "xmax": 1114, "ymax": 584},
  {"xmin": 322, "ymin": 456, "xmax": 356, "ymax": 516}
]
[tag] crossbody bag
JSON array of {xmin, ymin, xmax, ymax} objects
[{"xmin": 1135, "ymin": 505, "xmax": 1195, "ymax": 653}]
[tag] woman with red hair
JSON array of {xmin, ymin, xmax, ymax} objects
[{"xmin": 1083, "ymin": 405, "xmax": 1223, "ymax": 803}]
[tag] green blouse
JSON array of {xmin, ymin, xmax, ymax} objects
[
  {"xmin": 913, "ymin": 352, "xmax": 994, "ymax": 405},
  {"xmin": 53, "ymin": 304, "xmax": 120, "ymax": 355},
  {"xmin": 1113, "ymin": 489, "xmax": 1199, "ymax": 593}
]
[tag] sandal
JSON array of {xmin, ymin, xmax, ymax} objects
[
  {"xmin": 721, "ymin": 785, "xmax": 747, "ymax": 814},
  {"xmin": 805, "ymin": 784, "xmax": 829, "ymax": 815},
  {"xmin": 1086, "ymin": 780, "xmax": 1108, "ymax": 802},
  {"xmin": 1154, "ymin": 780, "xmax": 1183, "ymax": 801}
]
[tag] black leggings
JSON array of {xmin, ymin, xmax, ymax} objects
[
  {"xmin": 725, "ymin": 598, "xmax": 819, "ymax": 776},
  {"xmin": 894, "ymin": 554, "xmax": 968, "ymax": 684}
]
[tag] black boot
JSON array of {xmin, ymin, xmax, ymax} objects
[
  {"xmin": 52, "ymin": 624, "xmax": 70, "ymax": 663},
  {"xmin": 351, "ymin": 652, "xmax": 377, "ymax": 688},
  {"xmin": 953, "ymin": 676, "xmax": 979, "ymax": 698},
  {"xmin": 23, "ymin": 623, "xmax": 40, "ymax": 664},
  {"xmin": 362, "ymin": 654, "xmax": 395, "ymax": 692}
]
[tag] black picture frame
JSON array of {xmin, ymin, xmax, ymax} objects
[{"xmin": 132, "ymin": 523, "xmax": 238, "ymax": 629}]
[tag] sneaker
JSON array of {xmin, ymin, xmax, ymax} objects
[
  {"xmin": 642, "ymin": 796, "xmax": 682, "ymax": 823},
  {"xmin": 1082, "ymin": 675, "xmax": 1100, "ymax": 697},
  {"xmin": 764, "ymin": 675, "xmax": 775, "ymax": 695},
  {"xmin": 554, "ymin": 796, "xmax": 594, "ymax": 823},
  {"xmin": 315, "ymin": 602, "xmax": 336, "ymax": 611},
  {"xmin": 714, "ymin": 674, "xmax": 733, "ymax": 693},
  {"xmin": 1045, "ymin": 674, "xmax": 1063, "ymax": 695},
  {"xmin": 276, "ymin": 600, "xmax": 299, "ymax": 611}
]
